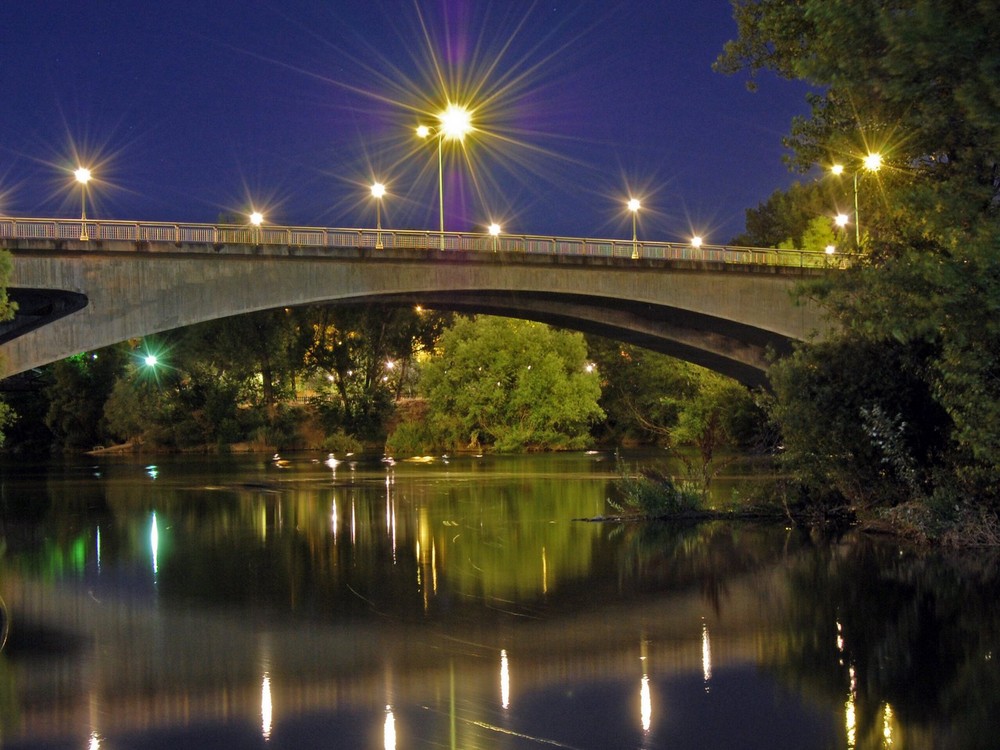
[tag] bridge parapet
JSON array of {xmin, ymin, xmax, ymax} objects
[{"xmin": 0, "ymin": 217, "xmax": 846, "ymax": 268}]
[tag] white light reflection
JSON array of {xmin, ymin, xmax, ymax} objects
[
  {"xmin": 883, "ymin": 703, "xmax": 894, "ymax": 746},
  {"xmin": 331, "ymin": 499, "xmax": 339, "ymax": 541},
  {"xmin": 351, "ymin": 499, "xmax": 357, "ymax": 544},
  {"xmin": 261, "ymin": 673, "xmax": 273, "ymax": 741},
  {"xmin": 702, "ymin": 620, "xmax": 712, "ymax": 690},
  {"xmin": 846, "ymin": 664, "xmax": 857, "ymax": 749},
  {"xmin": 836, "ymin": 620, "xmax": 845, "ymax": 665},
  {"xmin": 500, "ymin": 649, "xmax": 510, "ymax": 709},
  {"xmin": 89, "ymin": 731, "xmax": 101, "ymax": 750},
  {"xmin": 640, "ymin": 675, "xmax": 652, "ymax": 733},
  {"xmin": 639, "ymin": 638, "xmax": 651, "ymax": 733},
  {"xmin": 150, "ymin": 512, "xmax": 159, "ymax": 578},
  {"xmin": 96, "ymin": 526, "xmax": 101, "ymax": 574},
  {"xmin": 384, "ymin": 705, "xmax": 396, "ymax": 750}
]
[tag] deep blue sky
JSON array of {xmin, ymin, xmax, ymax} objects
[{"xmin": 1, "ymin": 1, "xmax": 813, "ymax": 243}]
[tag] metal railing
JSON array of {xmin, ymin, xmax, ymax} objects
[{"xmin": 0, "ymin": 216, "xmax": 845, "ymax": 268}]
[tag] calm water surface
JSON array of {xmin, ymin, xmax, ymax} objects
[{"xmin": 0, "ymin": 452, "xmax": 997, "ymax": 749}]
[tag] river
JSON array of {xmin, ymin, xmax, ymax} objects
[{"xmin": 0, "ymin": 452, "xmax": 996, "ymax": 749}]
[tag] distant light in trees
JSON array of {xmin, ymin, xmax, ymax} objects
[{"xmin": 863, "ymin": 153, "xmax": 883, "ymax": 171}]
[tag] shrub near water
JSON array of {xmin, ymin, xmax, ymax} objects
[{"xmin": 610, "ymin": 462, "xmax": 701, "ymax": 516}]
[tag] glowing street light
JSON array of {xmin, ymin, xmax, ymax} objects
[
  {"xmin": 627, "ymin": 198, "xmax": 641, "ymax": 259},
  {"xmin": 691, "ymin": 235, "xmax": 703, "ymax": 248},
  {"xmin": 249, "ymin": 210, "xmax": 263, "ymax": 244},
  {"xmin": 830, "ymin": 153, "xmax": 882, "ymax": 247},
  {"xmin": 371, "ymin": 181, "xmax": 386, "ymax": 249},
  {"xmin": 488, "ymin": 222, "xmax": 501, "ymax": 252},
  {"xmin": 834, "ymin": 213, "xmax": 850, "ymax": 228},
  {"xmin": 417, "ymin": 104, "xmax": 473, "ymax": 251},
  {"xmin": 74, "ymin": 167, "xmax": 92, "ymax": 240}
]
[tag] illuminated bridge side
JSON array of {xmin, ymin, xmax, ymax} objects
[{"xmin": 0, "ymin": 217, "xmax": 840, "ymax": 386}]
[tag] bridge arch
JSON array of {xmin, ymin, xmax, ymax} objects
[{"xmin": 0, "ymin": 223, "xmax": 834, "ymax": 387}]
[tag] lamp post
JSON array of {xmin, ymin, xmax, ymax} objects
[
  {"xmin": 627, "ymin": 198, "xmax": 641, "ymax": 259},
  {"xmin": 371, "ymin": 181, "xmax": 386, "ymax": 249},
  {"xmin": 74, "ymin": 167, "xmax": 91, "ymax": 240},
  {"xmin": 831, "ymin": 153, "xmax": 882, "ymax": 247},
  {"xmin": 417, "ymin": 104, "xmax": 472, "ymax": 251},
  {"xmin": 249, "ymin": 211, "xmax": 264, "ymax": 244},
  {"xmin": 488, "ymin": 222, "xmax": 501, "ymax": 252}
]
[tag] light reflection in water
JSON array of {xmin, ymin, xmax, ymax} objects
[
  {"xmin": 640, "ymin": 639, "xmax": 651, "ymax": 733},
  {"xmin": 845, "ymin": 665, "xmax": 857, "ymax": 749},
  {"xmin": 88, "ymin": 731, "xmax": 101, "ymax": 750},
  {"xmin": 883, "ymin": 703, "xmax": 894, "ymax": 746},
  {"xmin": 384, "ymin": 705, "xmax": 396, "ymax": 750},
  {"xmin": 641, "ymin": 675, "xmax": 652, "ymax": 734},
  {"xmin": 150, "ymin": 512, "xmax": 159, "ymax": 578},
  {"xmin": 702, "ymin": 620, "xmax": 712, "ymax": 691},
  {"xmin": 261, "ymin": 673, "xmax": 273, "ymax": 741},
  {"xmin": 500, "ymin": 649, "xmax": 510, "ymax": 709},
  {"xmin": 331, "ymin": 499, "xmax": 338, "ymax": 541}
]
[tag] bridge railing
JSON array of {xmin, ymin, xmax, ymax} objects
[{"xmin": 0, "ymin": 217, "xmax": 845, "ymax": 268}]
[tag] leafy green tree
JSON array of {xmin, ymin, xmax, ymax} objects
[
  {"xmin": 301, "ymin": 304, "xmax": 451, "ymax": 441},
  {"xmin": 717, "ymin": 0, "xmax": 1000, "ymax": 525},
  {"xmin": 180, "ymin": 309, "xmax": 300, "ymax": 412},
  {"xmin": 586, "ymin": 337, "xmax": 692, "ymax": 445},
  {"xmin": 416, "ymin": 316, "xmax": 603, "ymax": 452},
  {"xmin": 44, "ymin": 345, "xmax": 129, "ymax": 451}
]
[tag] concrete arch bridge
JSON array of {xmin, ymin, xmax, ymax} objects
[{"xmin": 0, "ymin": 217, "xmax": 839, "ymax": 388}]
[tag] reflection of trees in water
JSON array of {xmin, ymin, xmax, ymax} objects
[
  {"xmin": 769, "ymin": 538, "xmax": 1000, "ymax": 749},
  {"xmin": 609, "ymin": 521, "xmax": 804, "ymax": 614},
  {"xmin": 3, "ymin": 456, "xmax": 612, "ymax": 621}
]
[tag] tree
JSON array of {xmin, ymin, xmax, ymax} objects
[
  {"xmin": 301, "ymin": 304, "xmax": 452, "ymax": 441},
  {"xmin": 44, "ymin": 345, "xmax": 129, "ymax": 451},
  {"xmin": 415, "ymin": 316, "xmax": 604, "ymax": 452},
  {"xmin": 717, "ymin": 0, "xmax": 1000, "ymax": 526}
]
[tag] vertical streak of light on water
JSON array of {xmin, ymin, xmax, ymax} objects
[{"xmin": 500, "ymin": 649, "xmax": 510, "ymax": 709}]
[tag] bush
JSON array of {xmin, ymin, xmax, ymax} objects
[
  {"xmin": 385, "ymin": 420, "xmax": 439, "ymax": 456},
  {"xmin": 610, "ymin": 461, "xmax": 701, "ymax": 516}
]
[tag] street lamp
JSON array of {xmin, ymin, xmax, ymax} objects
[
  {"xmin": 249, "ymin": 211, "xmax": 264, "ymax": 244},
  {"xmin": 830, "ymin": 153, "xmax": 882, "ymax": 247},
  {"xmin": 371, "ymin": 181, "xmax": 386, "ymax": 249},
  {"xmin": 74, "ymin": 167, "xmax": 91, "ymax": 240},
  {"xmin": 488, "ymin": 222, "xmax": 501, "ymax": 252},
  {"xmin": 691, "ymin": 235, "xmax": 703, "ymax": 248},
  {"xmin": 627, "ymin": 198, "xmax": 641, "ymax": 259},
  {"xmin": 417, "ymin": 104, "xmax": 473, "ymax": 251}
]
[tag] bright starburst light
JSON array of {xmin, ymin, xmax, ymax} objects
[
  {"xmin": 236, "ymin": 3, "xmax": 605, "ymax": 234},
  {"xmin": 439, "ymin": 104, "xmax": 472, "ymax": 141}
]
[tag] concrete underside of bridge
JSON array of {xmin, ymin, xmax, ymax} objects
[{"xmin": 0, "ymin": 238, "xmax": 833, "ymax": 387}]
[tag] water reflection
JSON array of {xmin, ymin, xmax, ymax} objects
[{"xmin": 0, "ymin": 454, "xmax": 996, "ymax": 748}]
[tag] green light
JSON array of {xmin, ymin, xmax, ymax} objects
[{"xmin": 144, "ymin": 354, "xmax": 158, "ymax": 367}]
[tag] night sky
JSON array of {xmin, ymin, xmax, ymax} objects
[{"xmin": 2, "ymin": 1, "xmax": 814, "ymax": 244}]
